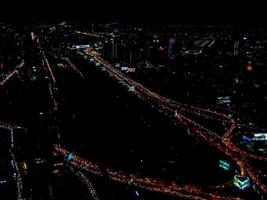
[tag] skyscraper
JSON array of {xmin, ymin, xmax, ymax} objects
[
  {"xmin": 112, "ymin": 40, "xmax": 118, "ymax": 59},
  {"xmin": 168, "ymin": 37, "xmax": 176, "ymax": 59}
]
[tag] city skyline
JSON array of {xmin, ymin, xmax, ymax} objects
[{"xmin": 0, "ymin": 2, "xmax": 267, "ymax": 200}]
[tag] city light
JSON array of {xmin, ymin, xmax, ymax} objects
[
  {"xmin": 219, "ymin": 160, "xmax": 230, "ymax": 170},
  {"xmin": 1, "ymin": 20, "xmax": 267, "ymax": 200},
  {"xmin": 234, "ymin": 175, "xmax": 250, "ymax": 190}
]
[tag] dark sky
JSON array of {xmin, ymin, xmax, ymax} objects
[{"xmin": 1, "ymin": 0, "xmax": 267, "ymax": 25}]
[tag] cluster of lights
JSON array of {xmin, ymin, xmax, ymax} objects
[
  {"xmin": 10, "ymin": 146, "xmax": 24, "ymax": 200},
  {"xmin": 0, "ymin": 61, "xmax": 25, "ymax": 87},
  {"xmin": 63, "ymin": 57, "xmax": 85, "ymax": 79},
  {"xmin": 69, "ymin": 166, "xmax": 100, "ymax": 200},
  {"xmin": 55, "ymin": 145, "xmax": 237, "ymax": 200},
  {"xmin": 68, "ymin": 43, "xmax": 267, "ymax": 195}
]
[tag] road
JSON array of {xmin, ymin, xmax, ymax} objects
[
  {"xmin": 52, "ymin": 45, "xmax": 267, "ymax": 199},
  {"xmin": 55, "ymin": 145, "xmax": 242, "ymax": 200},
  {"xmin": 0, "ymin": 61, "xmax": 25, "ymax": 87}
]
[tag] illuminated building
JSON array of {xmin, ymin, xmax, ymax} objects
[
  {"xmin": 115, "ymin": 63, "xmax": 120, "ymax": 68},
  {"xmin": 252, "ymin": 133, "xmax": 267, "ymax": 145},
  {"xmin": 65, "ymin": 153, "xmax": 74, "ymax": 162},
  {"xmin": 74, "ymin": 44, "xmax": 90, "ymax": 49},
  {"xmin": 219, "ymin": 160, "xmax": 230, "ymax": 170},
  {"xmin": 121, "ymin": 66, "xmax": 128, "ymax": 71},
  {"xmin": 127, "ymin": 68, "xmax": 136, "ymax": 73},
  {"xmin": 128, "ymin": 86, "xmax": 135, "ymax": 92},
  {"xmin": 34, "ymin": 158, "xmax": 46, "ymax": 165},
  {"xmin": 234, "ymin": 175, "xmax": 250, "ymax": 190},
  {"xmin": 217, "ymin": 96, "xmax": 231, "ymax": 106},
  {"xmin": 95, "ymin": 62, "xmax": 101, "ymax": 67},
  {"xmin": 112, "ymin": 40, "xmax": 118, "ymax": 59},
  {"xmin": 242, "ymin": 135, "xmax": 252, "ymax": 143},
  {"xmin": 167, "ymin": 37, "xmax": 176, "ymax": 59},
  {"xmin": 253, "ymin": 133, "xmax": 267, "ymax": 141},
  {"xmin": 0, "ymin": 180, "xmax": 7, "ymax": 184}
]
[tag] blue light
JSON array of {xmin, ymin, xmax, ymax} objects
[
  {"xmin": 66, "ymin": 153, "xmax": 74, "ymax": 162},
  {"xmin": 219, "ymin": 160, "xmax": 230, "ymax": 170},
  {"xmin": 242, "ymin": 135, "xmax": 252, "ymax": 143}
]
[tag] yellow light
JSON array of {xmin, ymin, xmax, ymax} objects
[{"xmin": 21, "ymin": 161, "xmax": 28, "ymax": 171}]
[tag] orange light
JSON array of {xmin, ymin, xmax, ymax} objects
[
  {"xmin": 247, "ymin": 64, "xmax": 253, "ymax": 72},
  {"xmin": 159, "ymin": 46, "xmax": 165, "ymax": 51}
]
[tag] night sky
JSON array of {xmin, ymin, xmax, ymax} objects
[{"xmin": 1, "ymin": 0, "xmax": 267, "ymax": 25}]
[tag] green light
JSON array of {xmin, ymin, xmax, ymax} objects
[
  {"xmin": 31, "ymin": 75, "xmax": 37, "ymax": 81},
  {"xmin": 128, "ymin": 86, "xmax": 135, "ymax": 92},
  {"xmin": 234, "ymin": 175, "xmax": 250, "ymax": 190},
  {"xmin": 95, "ymin": 62, "xmax": 101, "ymax": 67}
]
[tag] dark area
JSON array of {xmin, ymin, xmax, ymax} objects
[{"xmin": 0, "ymin": 1, "xmax": 267, "ymax": 199}]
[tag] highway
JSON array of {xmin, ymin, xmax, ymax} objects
[
  {"xmin": 8, "ymin": 26, "xmax": 267, "ymax": 199},
  {"xmin": 55, "ymin": 145, "xmax": 242, "ymax": 200},
  {"xmin": 82, "ymin": 47, "xmax": 267, "ymax": 160},
  {"xmin": 69, "ymin": 165, "xmax": 100, "ymax": 200},
  {"xmin": 63, "ymin": 57, "xmax": 85, "ymax": 79},
  {"xmin": 1, "ymin": 29, "xmax": 264, "ymax": 199},
  {"xmin": 51, "ymin": 44, "xmax": 267, "ymax": 199},
  {"xmin": 0, "ymin": 122, "xmax": 27, "ymax": 200},
  {"xmin": 0, "ymin": 61, "xmax": 25, "ymax": 87}
]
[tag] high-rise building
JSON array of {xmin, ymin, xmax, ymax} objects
[
  {"xmin": 234, "ymin": 175, "xmax": 250, "ymax": 190},
  {"xmin": 112, "ymin": 40, "xmax": 118, "ymax": 59},
  {"xmin": 168, "ymin": 37, "xmax": 176, "ymax": 59},
  {"xmin": 219, "ymin": 160, "xmax": 230, "ymax": 170}
]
